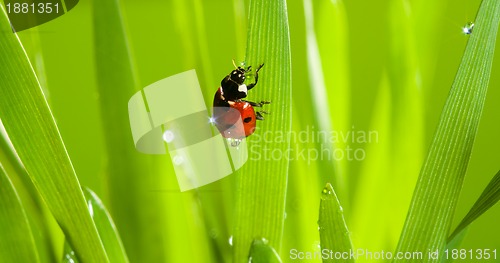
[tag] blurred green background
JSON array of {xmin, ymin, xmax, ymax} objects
[{"xmin": 14, "ymin": 0, "xmax": 499, "ymax": 261}]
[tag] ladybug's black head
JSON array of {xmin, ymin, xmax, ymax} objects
[
  {"xmin": 229, "ymin": 66, "xmax": 250, "ymax": 85},
  {"xmin": 220, "ymin": 63, "xmax": 259, "ymax": 101}
]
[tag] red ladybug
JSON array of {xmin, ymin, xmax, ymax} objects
[{"xmin": 212, "ymin": 62, "xmax": 269, "ymax": 141}]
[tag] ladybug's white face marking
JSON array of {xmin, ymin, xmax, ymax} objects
[{"xmin": 238, "ymin": 84, "xmax": 248, "ymax": 95}]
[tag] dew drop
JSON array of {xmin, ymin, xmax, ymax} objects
[
  {"xmin": 463, "ymin": 22, "xmax": 474, "ymax": 35},
  {"xmin": 322, "ymin": 183, "xmax": 334, "ymax": 195},
  {"xmin": 229, "ymin": 235, "xmax": 233, "ymax": 246}
]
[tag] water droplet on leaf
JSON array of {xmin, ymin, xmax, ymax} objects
[{"xmin": 463, "ymin": 22, "xmax": 474, "ymax": 35}]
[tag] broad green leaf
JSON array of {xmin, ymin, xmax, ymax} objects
[
  {"xmin": 233, "ymin": 0, "xmax": 292, "ymax": 261},
  {"xmin": 84, "ymin": 187, "xmax": 129, "ymax": 263},
  {"xmin": 0, "ymin": 6, "xmax": 108, "ymax": 263},
  {"xmin": 248, "ymin": 238, "xmax": 282, "ymax": 263},
  {"xmin": 318, "ymin": 183, "xmax": 353, "ymax": 263},
  {"xmin": 394, "ymin": 0, "xmax": 500, "ymax": 262},
  {"xmin": 0, "ymin": 164, "xmax": 39, "ymax": 262},
  {"xmin": 448, "ymin": 170, "xmax": 500, "ymax": 242}
]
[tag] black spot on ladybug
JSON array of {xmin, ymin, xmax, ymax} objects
[{"xmin": 244, "ymin": 117, "xmax": 252, "ymax": 123}]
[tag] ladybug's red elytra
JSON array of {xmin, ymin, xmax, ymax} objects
[{"xmin": 212, "ymin": 62, "xmax": 269, "ymax": 142}]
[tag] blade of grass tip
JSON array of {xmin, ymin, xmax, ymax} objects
[
  {"xmin": 319, "ymin": 183, "xmax": 353, "ymax": 263},
  {"xmin": 233, "ymin": 0, "xmax": 292, "ymax": 261},
  {"xmin": 0, "ymin": 164, "xmax": 39, "ymax": 263},
  {"xmin": 84, "ymin": 187, "xmax": 129, "ymax": 263},
  {"xmin": 394, "ymin": 1, "xmax": 500, "ymax": 261},
  {"xmin": 0, "ymin": 6, "xmax": 108, "ymax": 263},
  {"xmin": 448, "ymin": 170, "xmax": 500, "ymax": 242},
  {"xmin": 248, "ymin": 238, "xmax": 283, "ymax": 263}
]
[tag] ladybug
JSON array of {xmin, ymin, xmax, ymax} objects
[{"xmin": 212, "ymin": 62, "xmax": 269, "ymax": 142}]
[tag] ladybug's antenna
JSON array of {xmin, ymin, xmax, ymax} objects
[{"xmin": 232, "ymin": 59, "xmax": 238, "ymax": 69}]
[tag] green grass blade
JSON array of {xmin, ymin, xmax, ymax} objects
[
  {"xmin": 448, "ymin": 170, "xmax": 500, "ymax": 242},
  {"xmin": 319, "ymin": 183, "xmax": 353, "ymax": 263},
  {"xmin": 92, "ymin": 1, "xmax": 172, "ymax": 261},
  {"xmin": 84, "ymin": 187, "xmax": 129, "ymax": 263},
  {"xmin": 282, "ymin": 0, "xmax": 322, "ymax": 257},
  {"xmin": 0, "ymin": 164, "xmax": 39, "ymax": 263},
  {"xmin": 394, "ymin": 0, "xmax": 500, "ymax": 261},
  {"xmin": 248, "ymin": 238, "xmax": 282, "ymax": 263},
  {"xmin": 310, "ymin": 0, "xmax": 351, "ymax": 196},
  {"xmin": 441, "ymin": 228, "xmax": 468, "ymax": 263},
  {"xmin": 61, "ymin": 242, "xmax": 79, "ymax": 263},
  {"xmin": 0, "ymin": 127, "xmax": 61, "ymax": 263},
  {"xmin": 233, "ymin": 0, "xmax": 292, "ymax": 261},
  {"xmin": 0, "ymin": 6, "xmax": 108, "ymax": 263},
  {"xmin": 110, "ymin": 2, "xmax": 217, "ymax": 262},
  {"xmin": 350, "ymin": 73, "xmax": 392, "ymax": 254},
  {"xmin": 386, "ymin": 0, "xmax": 425, "ymax": 248}
]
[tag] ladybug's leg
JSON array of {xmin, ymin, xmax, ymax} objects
[
  {"xmin": 243, "ymin": 100, "xmax": 271, "ymax": 107},
  {"xmin": 246, "ymin": 63, "xmax": 265, "ymax": 90},
  {"xmin": 256, "ymin": 110, "xmax": 269, "ymax": 120}
]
